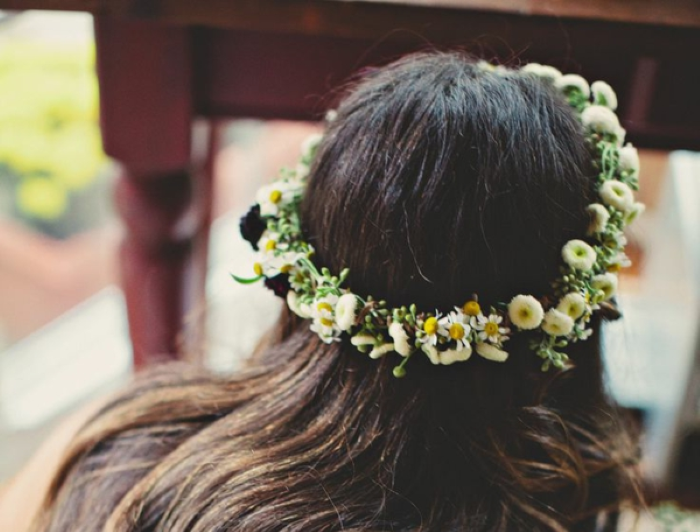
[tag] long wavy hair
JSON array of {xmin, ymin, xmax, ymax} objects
[{"xmin": 35, "ymin": 52, "xmax": 643, "ymax": 532}]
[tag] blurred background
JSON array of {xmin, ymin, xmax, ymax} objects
[{"xmin": 0, "ymin": 5, "xmax": 698, "ymax": 521}]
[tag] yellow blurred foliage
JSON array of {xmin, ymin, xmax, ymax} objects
[
  {"xmin": 16, "ymin": 177, "xmax": 68, "ymax": 220},
  {"xmin": 0, "ymin": 40, "xmax": 107, "ymax": 220}
]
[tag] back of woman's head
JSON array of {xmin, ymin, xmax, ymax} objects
[
  {"xmin": 305, "ymin": 52, "xmax": 593, "ymax": 310},
  {"xmin": 289, "ymin": 50, "xmax": 638, "ymax": 529},
  {"xmin": 39, "ymin": 52, "xmax": 641, "ymax": 532}
]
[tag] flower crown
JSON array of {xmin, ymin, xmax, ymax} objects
[{"xmin": 235, "ymin": 62, "xmax": 644, "ymax": 378}]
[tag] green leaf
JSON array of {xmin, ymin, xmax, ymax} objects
[{"xmin": 231, "ymin": 273, "xmax": 264, "ymax": 284}]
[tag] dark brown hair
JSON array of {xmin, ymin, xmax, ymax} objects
[{"xmin": 36, "ymin": 52, "xmax": 642, "ymax": 532}]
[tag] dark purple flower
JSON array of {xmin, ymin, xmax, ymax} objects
[
  {"xmin": 264, "ymin": 274, "xmax": 291, "ymax": 298},
  {"xmin": 239, "ymin": 204, "xmax": 266, "ymax": 250}
]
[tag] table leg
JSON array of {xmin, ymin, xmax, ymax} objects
[
  {"xmin": 114, "ymin": 169, "xmax": 197, "ymax": 366},
  {"xmin": 95, "ymin": 18, "xmax": 203, "ymax": 367}
]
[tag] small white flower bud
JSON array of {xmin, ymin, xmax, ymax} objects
[
  {"xmin": 542, "ymin": 309, "xmax": 575, "ymax": 337},
  {"xmin": 335, "ymin": 293, "xmax": 359, "ymax": 331},
  {"xmin": 369, "ymin": 343, "xmax": 395, "ymax": 359},
  {"xmin": 618, "ymin": 143, "xmax": 640, "ymax": 176},
  {"xmin": 562, "ymin": 240, "xmax": 597, "ymax": 271},
  {"xmin": 581, "ymin": 105, "xmax": 620, "ymax": 134},
  {"xmin": 586, "ymin": 203, "xmax": 610, "ymax": 234},
  {"xmin": 591, "ymin": 81, "xmax": 618, "ymax": 110},
  {"xmin": 508, "ymin": 295, "xmax": 544, "ymax": 330},
  {"xmin": 388, "ymin": 322, "xmax": 413, "ymax": 357},
  {"xmin": 555, "ymin": 74, "xmax": 591, "ymax": 98},
  {"xmin": 592, "ymin": 273, "xmax": 618, "ymax": 301},
  {"xmin": 439, "ymin": 347, "xmax": 472, "ymax": 365},
  {"xmin": 557, "ymin": 293, "xmax": 587, "ymax": 320},
  {"xmin": 599, "ymin": 180, "xmax": 634, "ymax": 212},
  {"xmin": 475, "ymin": 343, "xmax": 509, "ymax": 362}
]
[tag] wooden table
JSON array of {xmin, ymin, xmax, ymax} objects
[{"xmin": 3, "ymin": 0, "xmax": 700, "ymax": 366}]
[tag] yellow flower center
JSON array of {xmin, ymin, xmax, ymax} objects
[
  {"xmin": 280, "ymin": 264, "xmax": 293, "ymax": 274},
  {"xmin": 607, "ymin": 263, "xmax": 621, "ymax": 272},
  {"xmin": 253, "ymin": 262, "xmax": 263, "ymax": 276},
  {"xmin": 269, "ymin": 190, "xmax": 282, "ymax": 203},
  {"xmin": 317, "ymin": 302, "xmax": 333, "ymax": 313},
  {"xmin": 424, "ymin": 317, "xmax": 438, "ymax": 335},
  {"xmin": 484, "ymin": 322, "xmax": 499, "ymax": 336},
  {"xmin": 265, "ymin": 240, "xmax": 277, "ymax": 251},
  {"xmin": 320, "ymin": 317, "xmax": 334, "ymax": 327},
  {"xmin": 463, "ymin": 301, "xmax": 481, "ymax": 316},
  {"xmin": 449, "ymin": 323, "xmax": 465, "ymax": 340}
]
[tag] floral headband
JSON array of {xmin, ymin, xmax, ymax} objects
[{"xmin": 235, "ymin": 62, "xmax": 643, "ymax": 378}]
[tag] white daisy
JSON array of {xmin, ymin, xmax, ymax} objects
[
  {"xmin": 591, "ymin": 81, "xmax": 618, "ymax": 110},
  {"xmin": 471, "ymin": 313, "xmax": 509, "ymax": 345},
  {"xmin": 257, "ymin": 232, "xmax": 287, "ymax": 256},
  {"xmin": 592, "ymin": 273, "xmax": 618, "ymax": 301},
  {"xmin": 256, "ymin": 181, "xmax": 302, "ymax": 217},
  {"xmin": 287, "ymin": 291, "xmax": 311, "ymax": 319},
  {"xmin": 288, "ymin": 268, "xmax": 309, "ymax": 292},
  {"xmin": 475, "ymin": 343, "xmax": 509, "ymax": 363},
  {"xmin": 618, "ymin": 143, "xmax": 640, "ymax": 176},
  {"xmin": 310, "ymin": 295, "xmax": 341, "ymax": 343},
  {"xmin": 335, "ymin": 293, "xmax": 359, "ymax": 331},
  {"xmin": 562, "ymin": 240, "xmax": 597, "ymax": 271},
  {"xmin": 624, "ymin": 202, "xmax": 645, "ymax": 225},
  {"xmin": 607, "ymin": 251, "xmax": 632, "ymax": 272},
  {"xmin": 418, "ymin": 314, "xmax": 441, "ymax": 347},
  {"xmin": 542, "ymin": 309, "xmax": 575, "ymax": 337},
  {"xmin": 599, "ymin": 180, "xmax": 634, "ymax": 212},
  {"xmin": 388, "ymin": 322, "xmax": 413, "ymax": 357},
  {"xmin": 438, "ymin": 309, "xmax": 472, "ymax": 350},
  {"xmin": 555, "ymin": 74, "xmax": 591, "ymax": 98},
  {"xmin": 581, "ymin": 105, "xmax": 620, "ymax": 135},
  {"xmin": 369, "ymin": 342, "xmax": 394, "ymax": 360},
  {"xmin": 557, "ymin": 293, "xmax": 587, "ymax": 320},
  {"xmin": 508, "ymin": 295, "xmax": 544, "ymax": 330},
  {"xmin": 256, "ymin": 251, "xmax": 303, "ymax": 278},
  {"xmin": 521, "ymin": 63, "xmax": 562, "ymax": 81}
]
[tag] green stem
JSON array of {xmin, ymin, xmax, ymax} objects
[
  {"xmin": 393, "ymin": 352, "xmax": 412, "ymax": 378},
  {"xmin": 296, "ymin": 256, "xmax": 322, "ymax": 281}
]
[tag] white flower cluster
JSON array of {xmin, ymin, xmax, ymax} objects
[
  {"xmin": 236, "ymin": 63, "xmax": 644, "ymax": 376},
  {"xmin": 411, "ymin": 304, "xmax": 510, "ymax": 366}
]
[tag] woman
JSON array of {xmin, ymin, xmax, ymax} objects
[{"xmin": 6, "ymin": 52, "xmax": 643, "ymax": 531}]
